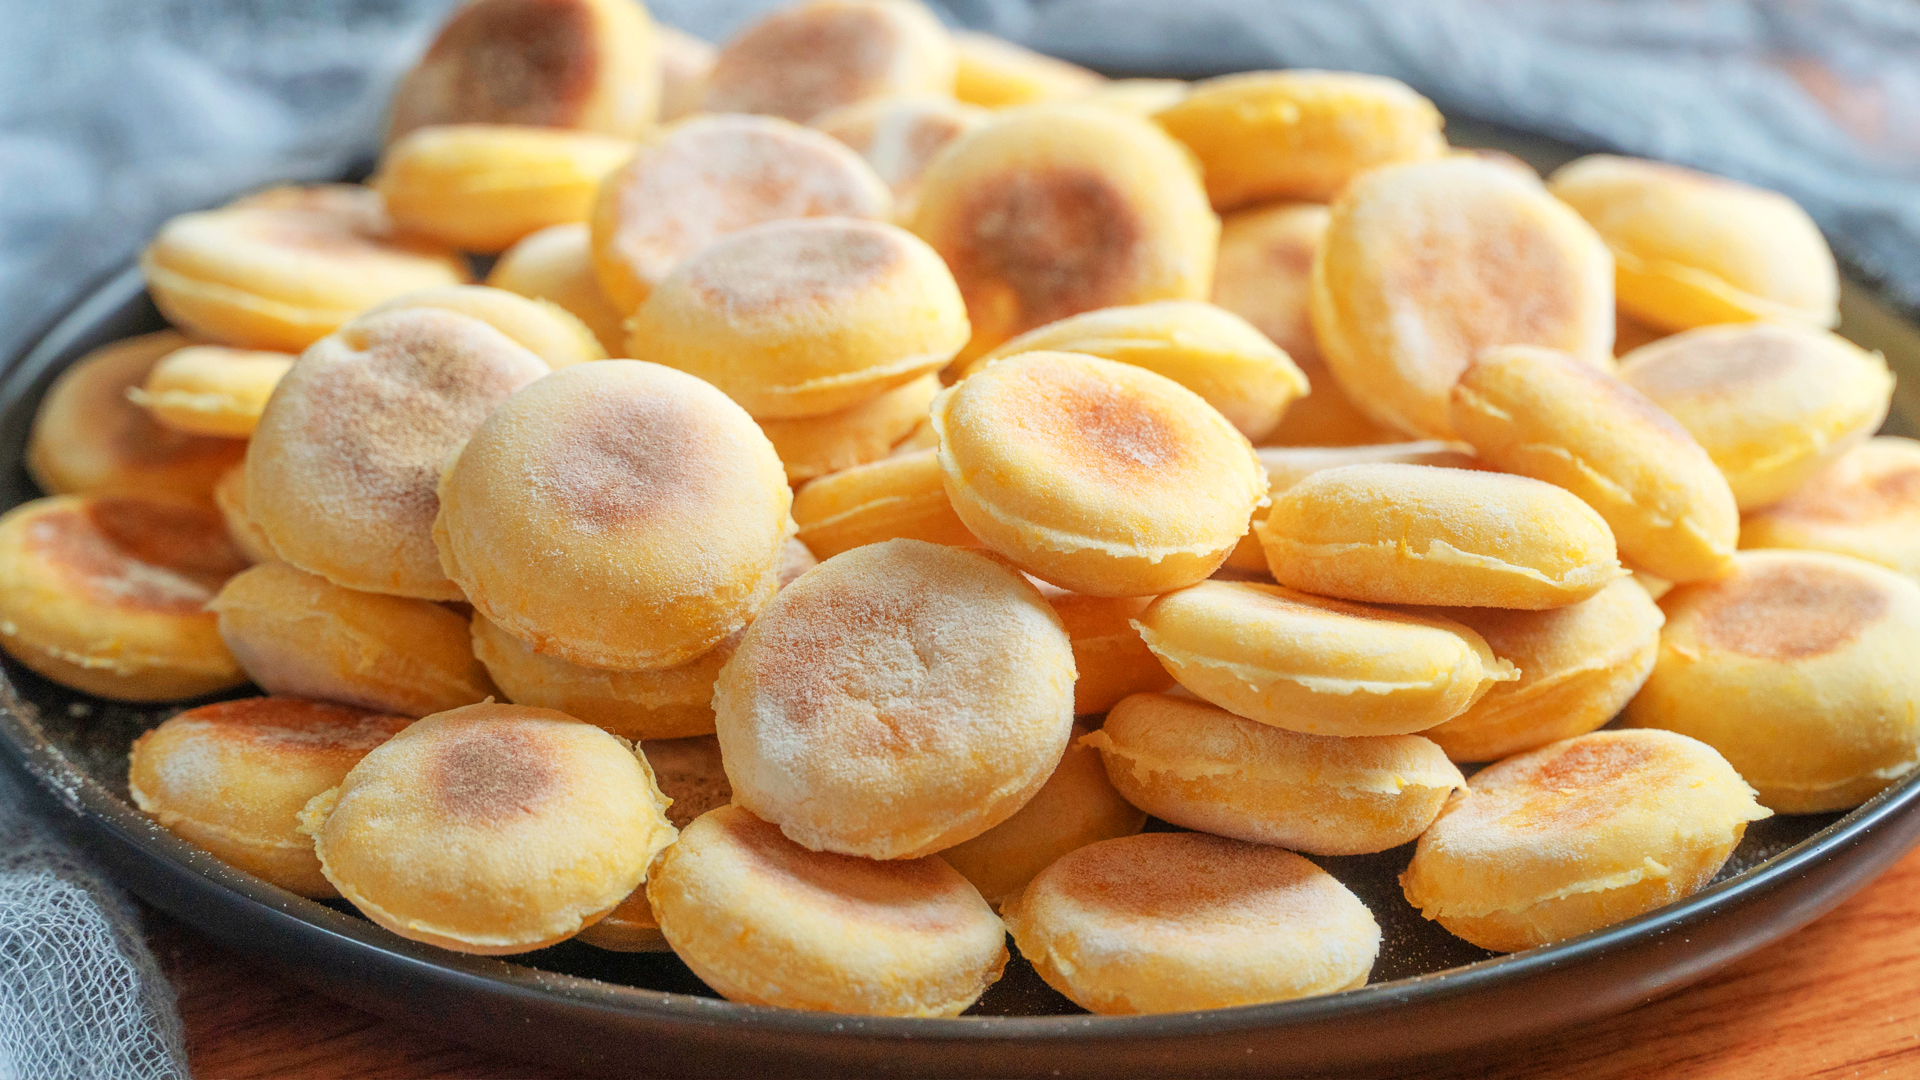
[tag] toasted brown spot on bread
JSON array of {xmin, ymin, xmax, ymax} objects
[
  {"xmin": 87, "ymin": 498, "xmax": 247, "ymax": 587},
  {"xmin": 1261, "ymin": 233, "xmax": 1317, "ymax": 280},
  {"xmin": 174, "ymin": 697, "xmax": 411, "ymax": 753},
  {"xmin": 687, "ymin": 219, "xmax": 899, "ymax": 318},
  {"xmin": 295, "ymin": 309, "xmax": 545, "ymax": 539},
  {"xmin": 1389, "ymin": 210, "xmax": 1577, "ymax": 385},
  {"xmin": 1769, "ymin": 460, "xmax": 1920, "ymax": 524},
  {"xmin": 246, "ymin": 210, "xmax": 396, "ymax": 258},
  {"xmin": 1623, "ymin": 326, "xmax": 1799, "ymax": 399},
  {"xmin": 750, "ymin": 571, "xmax": 932, "ymax": 739},
  {"xmin": 1478, "ymin": 735, "xmax": 1668, "ymax": 834},
  {"xmin": 390, "ymin": 0, "xmax": 597, "ymax": 135},
  {"xmin": 1521, "ymin": 736, "xmax": 1655, "ymax": 791},
  {"xmin": 1038, "ymin": 832, "xmax": 1331, "ymax": 926},
  {"xmin": 74, "ymin": 346, "xmax": 240, "ymax": 468},
  {"xmin": 431, "ymin": 725, "xmax": 562, "ymax": 821},
  {"xmin": 607, "ymin": 117, "xmax": 889, "ymax": 288},
  {"xmin": 641, "ymin": 736, "xmax": 731, "ymax": 829},
  {"xmin": 706, "ymin": 4, "xmax": 908, "ymax": 123},
  {"xmin": 1698, "ymin": 560, "xmax": 1889, "ymax": 660},
  {"xmin": 1020, "ymin": 358, "xmax": 1185, "ymax": 480},
  {"xmin": 29, "ymin": 499, "xmax": 244, "ymax": 614},
  {"xmin": 718, "ymin": 808, "xmax": 969, "ymax": 931},
  {"xmin": 531, "ymin": 386, "xmax": 723, "ymax": 530},
  {"xmin": 948, "ymin": 167, "xmax": 1144, "ymax": 336}
]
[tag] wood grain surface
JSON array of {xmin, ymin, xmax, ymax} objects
[{"xmin": 154, "ymin": 844, "xmax": 1920, "ymax": 1080}]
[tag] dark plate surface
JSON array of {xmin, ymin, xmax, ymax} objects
[{"xmin": 3, "ymin": 124, "xmax": 1920, "ymax": 1078}]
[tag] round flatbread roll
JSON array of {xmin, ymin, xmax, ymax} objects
[
  {"xmin": 1310, "ymin": 156, "xmax": 1614, "ymax": 439},
  {"xmin": 1401, "ymin": 729, "xmax": 1769, "ymax": 953},
  {"xmin": 435, "ymin": 360, "xmax": 793, "ymax": 671},
  {"xmin": 1004, "ymin": 831, "xmax": 1380, "ymax": 1015},
  {"xmin": 1617, "ymin": 323, "xmax": 1894, "ymax": 512},
  {"xmin": 365, "ymin": 284, "xmax": 606, "ymax": 368},
  {"xmin": 127, "ymin": 344, "xmax": 294, "ymax": 439},
  {"xmin": 1548, "ymin": 154, "xmax": 1838, "ymax": 332},
  {"xmin": 961, "ymin": 301, "xmax": 1309, "ymax": 443},
  {"xmin": 1086, "ymin": 692, "xmax": 1463, "ymax": 855},
  {"xmin": 374, "ymin": 124, "xmax": 636, "ymax": 253},
  {"xmin": 1222, "ymin": 441, "xmax": 1477, "ymax": 573},
  {"xmin": 1154, "ymin": 70, "xmax": 1446, "ymax": 209},
  {"xmin": 487, "ymin": 223, "xmax": 629, "ymax": 355},
  {"xmin": 386, "ymin": 0, "xmax": 661, "ymax": 141},
  {"xmin": 1258, "ymin": 463, "xmax": 1624, "ymax": 609},
  {"xmin": 469, "ymin": 539, "xmax": 812, "ymax": 741},
  {"xmin": 910, "ymin": 104, "xmax": 1218, "ymax": 362},
  {"xmin": 1740, "ymin": 437, "xmax": 1920, "ymax": 579},
  {"xmin": 933, "ymin": 351, "xmax": 1268, "ymax": 597},
  {"xmin": 810, "ymin": 95, "xmax": 991, "ymax": 218},
  {"xmin": 1415, "ymin": 577, "xmax": 1665, "ymax": 763},
  {"xmin": 759, "ymin": 375, "xmax": 940, "ymax": 484},
  {"xmin": 0, "ymin": 495, "xmax": 246, "ymax": 701},
  {"xmin": 1624, "ymin": 550, "xmax": 1920, "ymax": 813},
  {"xmin": 141, "ymin": 186, "xmax": 469, "ymax": 352},
  {"xmin": 589, "ymin": 114, "xmax": 892, "ymax": 312},
  {"xmin": 1133, "ymin": 580, "xmax": 1515, "ymax": 737},
  {"xmin": 938, "ymin": 722, "xmax": 1145, "ymax": 909},
  {"xmin": 28, "ymin": 331, "xmax": 245, "ymax": 505},
  {"xmin": 1035, "ymin": 586, "xmax": 1175, "ymax": 716},
  {"xmin": 246, "ymin": 307, "xmax": 549, "ymax": 600},
  {"xmin": 703, "ymin": 0, "xmax": 956, "ymax": 124},
  {"xmin": 628, "ymin": 217, "xmax": 968, "ymax": 419},
  {"xmin": 656, "ymin": 25, "xmax": 715, "ymax": 122},
  {"xmin": 1211, "ymin": 202, "xmax": 1399, "ymax": 448},
  {"xmin": 470, "ymin": 615, "xmax": 735, "ymax": 742},
  {"xmin": 714, "ymin": 539, "xmax": 1075, "ymax": 860},
  {"xmin": 791, "ymin": 448, "xmax": 976, "ymax": 560},
  {"xmin": 649, "ymin": 805, "xmax": 1007, "ymax": 1015},
  {"xmin": 211, "ymin": 561, "xmax": 497, "ymax": 718},
  {"xmin": 129, "ymin": 698, "xmax": 412, "ymax": 897},
  {"xmin": 300, "ymin": 702, "xmax": 677, "ymax": 954},
  {"xmin": 1451, "ymin": 344, "xmax": 1739, "ymax": 583},
  {"xmin": 211, "ymin": 464, "xmax": 276, "ymax": 565},
  {"xmin": 576, "ymin": 734, "xmax": 732, "ymax": 952},
  {"xmin": 950, "ymin": 31, "xmax": 1102, "ymax": 107}
]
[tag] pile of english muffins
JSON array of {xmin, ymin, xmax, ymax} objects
[{"xmin": 4, "ymin": 0, "xmax": 1917, "ymax": 1019}]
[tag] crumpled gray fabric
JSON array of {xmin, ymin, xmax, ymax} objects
[
  {"xmin": 0, "ymin": 1, "xmax": 1916, "ymax": 1075},
  {"xmin": 0, "ymin": 765, "xmax": 187, "ymax": 1080}
]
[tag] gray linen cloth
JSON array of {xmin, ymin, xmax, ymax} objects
[{"xmin": 1, "ymin": 1, "xmax": 1917, "ymax": 1075}]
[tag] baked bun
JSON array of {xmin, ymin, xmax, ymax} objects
[
  {"xmin": 933, "ymin": 351, "xmax": 1267, "ymax": 597},
  {"xmin": 648, "ymin": 805, "xmax": 1007, "ymax": 1015},
  {"xmin": 713, "ymin": 539, "xmax": 1075, "ymax": 859},
  {"xmin": 1133, "ymin": 580, "xmax": 1515, "ymax": 736},
  {"xmin": 300, "ymin": 702, "xmax": 677, "ymax": 954},
  {"xmin": 28, "ymin": 332, "xmax": 244, "ymax": 504},
  {"xmin": 435, "ymin": 360, "xmax": 793, "ymax": 671},
  {"xmin": 1401, "ymin": 729, "xmax": 1768, "ymax": 952},
  {"xmin": 0, "ymin": 495, "xmax": 245, "ymax": 700},
  {"xmin": 129, "ymin": 698, "xmax": 411, "ymax": 896},
  {"xmin": 246, "ymin": 307, "xmax": 549, "ymax": 599},
  {"xmin": 211, "ymin": 561, "xmax": 497, "ymax": 717},
  {"xmin": 1004, "ymin": 831, "xmax": 1379, "ymax": 1014}
]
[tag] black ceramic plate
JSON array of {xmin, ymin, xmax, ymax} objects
[{"xmin": 4, "ymin": 124, "xmax": 1920, "ymax": 1079}]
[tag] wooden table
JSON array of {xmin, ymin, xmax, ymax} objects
[{"xmin": 154, "ymin": 844, "xmax": 1920, "ymax": 1080}]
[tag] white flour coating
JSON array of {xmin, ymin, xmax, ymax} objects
[
  {"xmin": 247, "ymin": 307, "xmax": 547, "ymax": 598},
  {"xmin": 608, "ymin": 115, "xmax": 890, "ymax": 289},
  {"xmin": 714, "ymin": 539, "xmax": 1075, "ymax": 859}
]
